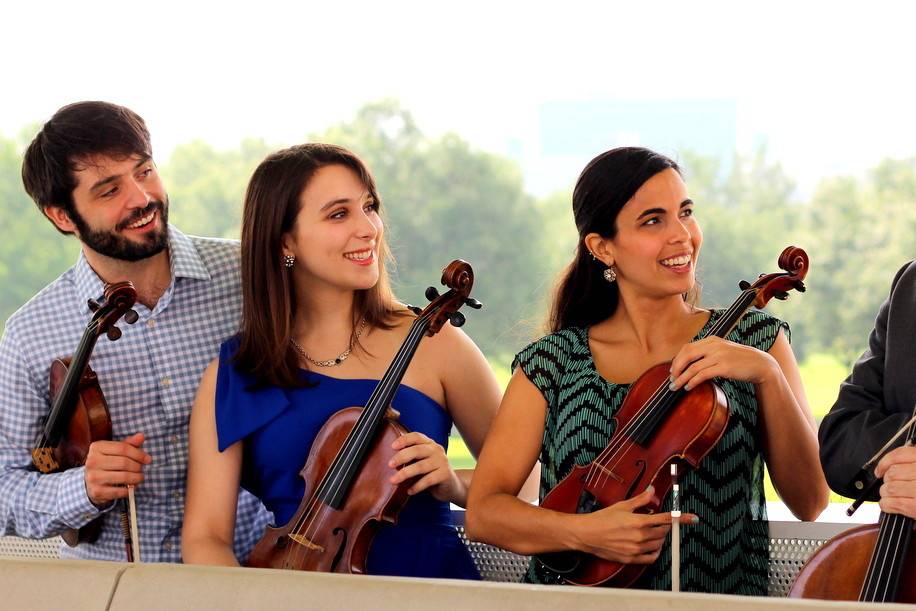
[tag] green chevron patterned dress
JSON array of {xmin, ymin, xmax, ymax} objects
[{"xmin": 513, "ymin": 308, "xmax": 788, "ymax": 595}]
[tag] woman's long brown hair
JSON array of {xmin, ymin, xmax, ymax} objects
[{"xmin": 235, "ymin": 143, "xmax": 398, "ymax": 387}]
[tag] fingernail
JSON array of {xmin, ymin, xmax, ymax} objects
[
  {"xmin": 691, "ymin": 515, "xmax": 699, "ymax": 524},
  {"xmin": 668, "ymin": 381, "xmax": 677, "ymax": 391},
  {"xmin": 388, "ymin": 460, "xmax": 395, "ymax": 467},
  {"xmin": 684, "ymin": 383, "xmax": 691, "ymax": 391},
  {"xmin": 645, "ymin": 485, "xmax": 654, "ymax": 494}
]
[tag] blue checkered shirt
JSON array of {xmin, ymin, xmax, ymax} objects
[{"xmin": 0, "ymin": 226, "xmax": 272, "ymax": 562}]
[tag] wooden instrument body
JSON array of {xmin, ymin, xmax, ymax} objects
[
  {"xmin": 48, "ymin": 358, "xmax": 113, "ymax": 546},
  {"xmin": 539, "ymin": 362, "xmax": 729, "ymax": 586},
  {"xmin": 788, "ymin": 523, "xmax": 916, "ymax": 601},
  {"xmin": 48, "ymin": 358, "xmax": 113, "ymax": 469},
  {"xmin": 247, "ymin": 407, "xmax": 414, "ymax": 572}
]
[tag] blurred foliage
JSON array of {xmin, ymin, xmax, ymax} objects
[{"xmin": 3, "ymin": 102, "xmax": 915, "ymax": 373}]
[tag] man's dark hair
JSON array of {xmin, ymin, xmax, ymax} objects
[{"xmin": 21, "ymin": 101, "xmax": 152, "ymax": 233}]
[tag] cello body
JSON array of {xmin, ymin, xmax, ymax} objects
[
  {"xmin": 789, "ymin": 523, "xmax": 916, "ymax": 602},
  {"xmin": 538, "ymin": 363, "xmax": 729, "ymax": 586},
  {"xmin": 247, "ymin": 408, "xmax": 413, "ymax": 572}
]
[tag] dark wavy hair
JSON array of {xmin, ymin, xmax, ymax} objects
[
  {"xmin": 21, "ymin": 101, "xmax": 152, "ymax": 234},
  {"xmin": 548, "ymin": 147, "xmax": 684, "ymax": 332},
  {"xmin": 234, "ymin": 143, "xmax": 399, "ymax": 387}
]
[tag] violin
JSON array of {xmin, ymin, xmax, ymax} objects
[
  {"xmin": 247, "ymin": 260, "xmax": 482, "ymax": 573},
  {"xmin": 789, "ymin": 412, "xmax": 916, "ymax": 602},
  {"xmin": 537, "ymin": 246, "xmax": 809, "ymax": 586},
  {"xmin": 30, "ymin": 281, "xmax": 140, "ymax": 560}
]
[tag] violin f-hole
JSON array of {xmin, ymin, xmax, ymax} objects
[
  {"xmin": 624, "ymin": 459, "xmax": 648, "ymax": 500},
  {"xmin": 330, "ymin": 527, "xmax": 348, "ymax": 572}
]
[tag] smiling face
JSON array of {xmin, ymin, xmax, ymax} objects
[
  {"xmin": 590, "ymin": 168, "xmax": 702, "ymax": 300},
  {"xmin": 281, "ymin": 163, "xmax": 383, "ymax": 294},
  {"xmin": 44, "ymin": 153, "xmax": 169, "ymax": 261}
]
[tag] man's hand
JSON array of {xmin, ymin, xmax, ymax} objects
[
  {"xmin": 875, "ymin": 445, "xmax": 916, "ymax": 520},
  {"xmin": 84, "ymin": 432, "xmax": 151, "ymax": 507}
]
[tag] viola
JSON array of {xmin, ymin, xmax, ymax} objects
[
  {"xmin": 247, "ymin": 260, "xmax": 481, "ymax": 573},
  {"xmin": 789, "ymin": 414, "xmax": 916, "ymax": 602},
  {"xmin": 537, "ymin": 246, "xmax": 809, "ymax": 586},
  {"xmin": 31, "ymin": 281, "xmax": 140, "ymax": 559}
]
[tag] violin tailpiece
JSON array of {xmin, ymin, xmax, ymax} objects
[{"xmin": 31, "ymin": 448, "xmax": 59, "ymax": 473}]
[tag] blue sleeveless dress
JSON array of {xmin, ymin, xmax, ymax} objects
[{"xmin": 214, "ymin": 338, "xmax": 480, "ymax": 579}]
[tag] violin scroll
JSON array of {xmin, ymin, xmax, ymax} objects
[
  {"xmin": 89, "ymin": 281, "xmax": 139, "ymax": 339},
  {"xmin": 745, "ymin": 246, "xmax": 809, "ymax": 308},
  {"xmin": 418, "ymin": 260, "xmax": 482, "ymax": 335}
]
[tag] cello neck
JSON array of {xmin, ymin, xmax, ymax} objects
[{"xmin": 313, "ymin": 314, "xmax": 432, "ymax": 509}]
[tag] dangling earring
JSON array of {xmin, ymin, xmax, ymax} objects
[
  {"xmin": 284, "ymin": 254, "xmax": 295, "ymax": 269},
  {"xmin": 603, "ymin": 266, "xmax": 617, "ymax": 283}
]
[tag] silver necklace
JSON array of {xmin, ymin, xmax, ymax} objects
[{"xmin": 290, "ymin": 319, "xmax": 368, "ymax": 367}]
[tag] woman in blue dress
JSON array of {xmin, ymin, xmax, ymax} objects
[{"xmin": 181, "ymin": 143, "xmax": 522, "ymax": 577}]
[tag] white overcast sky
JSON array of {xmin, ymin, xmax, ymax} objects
[{"xmin": 3, "ymin": 0, "xmax": 916, "ymax": 197}]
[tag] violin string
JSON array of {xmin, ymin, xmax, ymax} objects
[
  {"xmin": 284, "ymin": 315, "xmax": 427, "ymax": 568},
  {"xmin": 586, "ymin": 290, "xmax": 756, "ymax": 494},
  {"xmin": 37, "ymin": 317, "xmax": 107, "ymax": 451},
  {"xmin": 583, "ymin": 292, "xmax": 754, "ymax": 493},
  {"xmin": 288, "ymin": 312, "xmax": 431, "ymax": 568},
  {"xmin": 586, "ymin": 290, "xmax": 750, "ymax": 482},
  {"xmin": 285, "ymin": 310, "xmax": 434, "ymax": 567}
]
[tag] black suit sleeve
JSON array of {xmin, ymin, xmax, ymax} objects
[{"xmin": 818, "ymin": 263, "xmax": 913, "ymax": 499}]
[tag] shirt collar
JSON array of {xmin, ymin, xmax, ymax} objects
[{"xmin": 73, "ymin": 225, "xmax": 211, "ymax": 314}]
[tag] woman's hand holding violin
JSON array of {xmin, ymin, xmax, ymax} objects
[
  {"xmin": 389, "ymin": 432, "xmax": 464, "ymax": 505},
  {"xmin": 571, "ymin": 487, "xmax": 698, "ymax": 564},
  {"xmin": 669, "ymin": 336, "xmax": 780, "ymax": 392}
]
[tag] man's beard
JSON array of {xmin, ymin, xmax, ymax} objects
[{"xmin": 71, "ymin": 200, "xmax": 170, "ymax": 262}]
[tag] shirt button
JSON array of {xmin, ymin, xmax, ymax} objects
[
  {"xmin": 163, "ymin": 540, "xmax": 173, "ymax": 551},
  {"xmin": 172, "ymin": 490, "xmax": 182, "ymax": 500},
  {"xmin": 147, "ymin": 319, "xmax": 156, "ymax": 328},
  {"xmin": 161, "ymin": 377, "xmax": 172, "ymax": 388},
  {"xmin": 171, "ymin": 435, "xmax": 180, "ymax": 445},
  {"xmin": 83, "ymin": 513, "xmax": 94, "ymax": 520}
]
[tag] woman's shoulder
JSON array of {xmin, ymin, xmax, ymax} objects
[{"xmin": 513, "ymin": 328, "xmax": 587, "ymax": 370}]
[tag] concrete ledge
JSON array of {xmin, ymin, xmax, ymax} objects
[
  {"xmin": 0, "ymin": 558, "xmax": 125, "ymax": 611},
  {"xmin": 0, "ymin": 559, "xmax": 890, "ymax": 611}
]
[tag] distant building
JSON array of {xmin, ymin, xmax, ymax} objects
[{"xmin": 515, "ymin": 99, "xmax": 737, "ymax": 196}]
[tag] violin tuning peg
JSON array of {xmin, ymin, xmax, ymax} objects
[
  {"xmin": 406, "ymin": 304, "xmax": 422, "ymax": 315},
  {"xmin": 87, "ymin": 298, "xmax": 101, "ymax": 312},
  {"xmin": 106, "ymin": 326, "xmax": 122, "ymax": 341},
  {"xmin": 464, "ymin": 297, "xmax": 483, "ymax": 309},
  {"xmin": 425, "ymin": 286, "xmax": 440, "ymax": 301},
  {"xmin": 124, "ymin": 309, "xmax": 139, "ymax": 324},
  {"xmin": 738, "ymin": 280, "xmax": 751, "ymax": 291},
  {"xmin": 774, "ymin": 291, "xmax": 789, "ymax": 300},
  {"xmin": 796, "ymin": 281, "xmax": 806, "ymax": 293},
  {"xmin": 449, "ymin": 312, "xmax": 466, "ymax": 328}
]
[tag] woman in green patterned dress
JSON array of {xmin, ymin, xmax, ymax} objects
[{"xmin": 466, "ymin": 146, "xmax": 829, "ymax": 595}]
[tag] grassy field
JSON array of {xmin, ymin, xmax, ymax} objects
[{"xmin": 447, "ymin": 352, "xmax": 856, "ymax": 502}]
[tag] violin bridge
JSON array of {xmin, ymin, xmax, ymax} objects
[
  {"xmin": 31, "ymin": 448, "xmax": 59, "ymax": 473},
  {"xmin": 592, "ymin": 462, "xmax": 624, "ymax": 484},
  {"xmin": 289, "ymin": 533, "xmax": 325, "ymax": 553}
]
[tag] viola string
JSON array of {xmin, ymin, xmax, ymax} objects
[
  {"xmin": 583, "ymin": 291, "xmax": 754, "ymax": 493},
  {"xmin": 285, "ymin": 311, "xmax": 433, "ymax": 567},
  {"xmin": 288, "ymin": 313, "xmax": 429, "ymax": 567}
]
